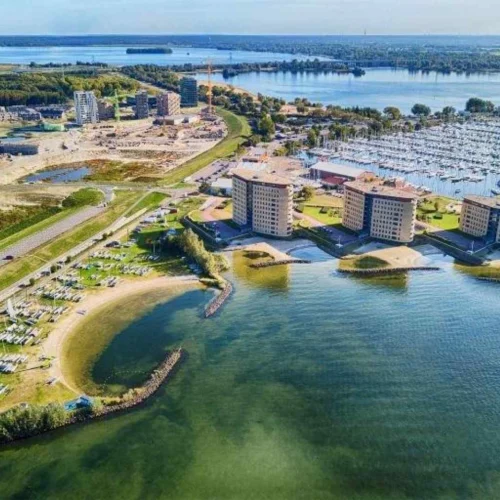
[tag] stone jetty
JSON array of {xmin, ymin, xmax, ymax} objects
[
  {"xmin": 249, "ymin": 259, "xmax": 311, "ymax": 269},
  {"xmin": 204, "ymin": 282, "xmax": 233, "ymax": 318},
  {"xmin": 337, "ymin": 266, "xmax": 440, "ymax": 276}
]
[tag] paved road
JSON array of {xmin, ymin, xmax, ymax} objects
[
  {"xmin": 0, "ymin": 205, "xmax": 105, "ymax": 265},
  {"xmin": 0, "ymin": 187, "xmax": 116, "ymax": 266}
]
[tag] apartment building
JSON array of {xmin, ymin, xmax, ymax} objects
[
  {"xmin": 135, "ymin": 90, "xmax": 149, "ymax": 119},
  {"xmin": 157, "ymin": 92, "xmax": 181, "ymax": 117},
  {"xmin": 74, "ymin": 91, "xmax": 99, "ymax": 125},
  {"xmin": 460, "ymin": 195, "xmax": 500, "ymax": 243},
  {"xmin": 232, "ymin": 170, "xmax": 293, "ymax": 238},
  {"xmin": 343, "ymin": 180, "xmax": 418, "ymax": 243},
  {"xmin": 180, "ymin": 77, "xmax": 198, "ymax": 108},
  {"xmin": 97, "ymin": 100, "xmax": 115, "ymax": 121}
]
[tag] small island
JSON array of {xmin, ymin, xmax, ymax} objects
[{"xmin": 126, "ymin": 47, "xmax": 173, "ymax": 54}]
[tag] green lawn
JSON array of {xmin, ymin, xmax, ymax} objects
[
  {"xmin": 417, "ymin": 210, "xmax": 460, "ymax": 230},
  {"xmin": 160, "ymin": 108, "xmax": 251, "ymax": 186},
  {"xmin": 125, "ymin": 191, "xmax": 168, "ymax": 217},
  {"xmin": 307, "ymin": 194, "xmax": 343, "ymax": 208},
  {"xmin": 0, "ymin": 191, "xmax": 143, "ymax": 291},
  {"xmin": 303, "ymin": 206, "xmax": 342, "ymax": 226},
  {"xmin": 418, "ymin": 195, "xmax": 460, "ymax": 230}
]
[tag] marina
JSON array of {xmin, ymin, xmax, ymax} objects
[{"xmin": 307, "ymin": 117, "xmax": 500, "ymax": 198}]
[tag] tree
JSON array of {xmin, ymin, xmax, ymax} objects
[
  {"xmin": 383, "ymin": 106, "xmax": 402, "ymax": 120},
  {"xmin": 258, "ymin": 114, "xmax": 276, "ymax": 140},
  {"xmin": 300, "ymin": 186, "xmax": 315, "ymax": 201},
  {"xmin": 465, "ymin": 97, "xmax": 495, "ymax": 113},
  {"xmin": 442, "ymin": 106, "xmax": 456, "ymax": 118},
  {"xmin": 411, "ymin": 103, "xmax": 431, "ymax": 117},
  {"xmin": 307, "ymin": 129, "xmax": 318, "ymax": 147}
]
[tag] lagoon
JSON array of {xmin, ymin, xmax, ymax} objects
[{"xmin": 1, "ymin": 249, "xmax": 500, "ymax": 498}]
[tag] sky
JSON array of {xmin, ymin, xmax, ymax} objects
[{"xmin": 1, "ymin": 0, "xmax": 500, "ymax": 35}]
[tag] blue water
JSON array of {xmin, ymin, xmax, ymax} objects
[
  {"xmin": 1, "ymin": 249, "xmax": 500, "ymax": 498},
  {"xmin": 197, "ymin": 68, "xmax": 500, "ymax": 112},
  {"xmin": 24, "ymin": 166, "xmax": 91, "ymax": 183},
  {"xmin": 0, "ymin": 46, "xmax": 319, "ymax": 67}
]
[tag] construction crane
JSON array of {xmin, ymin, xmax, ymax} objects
[
  {"xmin": 206, "ymin": 58, "xmax": 214, "ymax": 116},
  {"xmin": 112, "ymin": 90, "xmax": 121, "ymax": 122}
]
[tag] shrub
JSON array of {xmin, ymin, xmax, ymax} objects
[
  {"xmin": 0, "ymin": 403, "xmax": 68, "ymax": 443},
  {"xmin": 62, "ymin": 188, "xmax": 104, "ymax": 208}
]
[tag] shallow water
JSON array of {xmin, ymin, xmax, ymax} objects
[
  {"xmin": 1, "ymin": 248, "xmax": 500, "ymax": 499},
  {"xmin": 24, "ymin": 166, "xmax": 91, "ymax": 183}
]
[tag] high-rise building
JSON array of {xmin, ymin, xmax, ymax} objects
[
  {"xmin": 97, "ymin": 100, "xmax": 115, "ymax": 121},
  {"xmin": 460, "ymin": 195, "xmax": 500, "ymax": 243},
  {"xmin": 74, "ymin": 91, "xmax": 99, "ymax": 125},
  {"xmin": 156, "ymin": 92, "xmax": 181, "ymax": 117},
  {"xmin": 135, "ymin": 90, "xmax": 149, "ymax": 119},
  {"xmin": 232, "ymin": 170, "xmax": 293, "ymax": 238},
  {"xmin": 343, "ymin": 180, "xmax": 418, "ymax": 243},
  {"xmin": 180, "ymin": 77, "xmax": 198, "ymax": 108}
]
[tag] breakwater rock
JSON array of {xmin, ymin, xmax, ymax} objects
[
  {"xmin": 249, "ymin": 259, "xmax": 311, "ymax": 269},
  {"xmin": 337, "ymin": 266, "xmax": 440, "ymax": 276},
  {"xmin": 0, "ymin": 349, "xmax": 183, "ymax": 447},
  {"xmin": 204, "ymin": 282, "xmax": 233, "ymax": 318},
  {"xmin": 476, "ymin": 277, "xmax": 500, "ymax": 283}
]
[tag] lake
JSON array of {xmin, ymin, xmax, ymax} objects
[
  {"xmin": 197, "ymin": 68, "xmax": 500, "ymax": 112},
  {"xmin": 0, "ymin": 46, "xmax": 317, "ymax": 67},
  {"xmin": 1, "ymin": 248, "xmax": 500, "ymax": 499}
]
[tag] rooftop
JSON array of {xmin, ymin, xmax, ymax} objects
[
  {"xmin": 211, "ymin": 177, "xmax": 233, "ymax": 189},
  {"xmin": 463, "ymin": 195, "xmax": 500, "ymax": 209},
  {"xmin": 232, "ymin": 169, "xmax": 291, "ymax": 187},
  {"xmin": 345, "ymin": 180, "xmax": 418, "ymax": 200},
  {"xmin": 311, "ymin": 162, "xmax": 367, "ymax": 179}
]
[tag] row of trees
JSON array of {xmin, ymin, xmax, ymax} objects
[{"xmin": 169, "ymin": 229, "xmax": 227, "ymax": 278}]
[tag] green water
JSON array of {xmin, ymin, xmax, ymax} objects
[{"xmin": 1, "ymin": 248, "xmax": 500, "ymax": 499}]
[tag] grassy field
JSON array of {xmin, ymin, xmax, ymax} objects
[
  {"xmin": 417, "ymin": 196, "xmax": 460, "ymax": 230},
  {"xmin": 125, "ymin": 191, "xmax": 168, "ymax": 217},
  {"xmin": 0, "ymin": 207, "xmax": 75, "ymax": 251},
  {"xmin": 339, "ymin": 255, "xmax": 390, "ymax": 271},
  {"xmin": 303, "ymin": 206, "xmax": 342, "ymax": 226},
  {"xmin": 0, "ymin": 191, "xmax": 143, "ymax": 291},
  {"xmin": 307, "ymin": 194, "xmax": 343, "ymax": 208},
  {"xmin": 160, "ymin": 108, "xmax": 251, "ymax": 186}
]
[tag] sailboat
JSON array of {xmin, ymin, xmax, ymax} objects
[{"xmin": 6, "ymin": 299, "xmax": 17, "ymax": 322}]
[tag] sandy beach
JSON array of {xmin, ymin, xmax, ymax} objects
[{"xmin": 45, "ymin": 275, "xmax": 200, "ymax": 395}]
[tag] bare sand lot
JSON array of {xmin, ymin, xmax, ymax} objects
[{"xmin": 0, "ymin": 117, "xmax": 227, "ymax": 185}]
